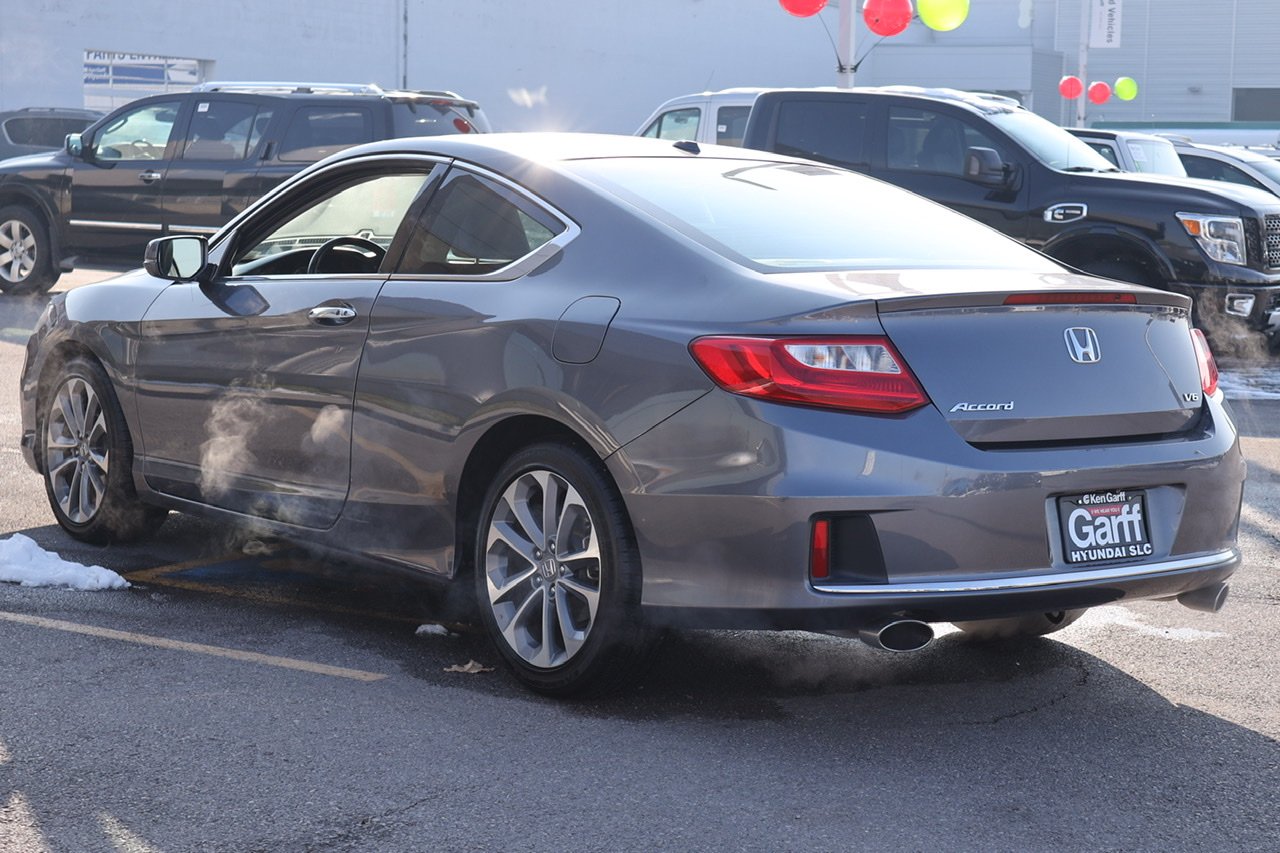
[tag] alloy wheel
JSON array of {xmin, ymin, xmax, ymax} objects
[
  {"xmin": 0, "ymin": 217, "xmax": 37, "ymax": 284},
  {"xmin": 484, "ymin": 469, "xmax": 602, "ymax": 669},
  {"xmin": 45, "ymin": 376, "xmax": 110, "ymax": 524}
]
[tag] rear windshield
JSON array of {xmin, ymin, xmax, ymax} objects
[
  {"xmin": 566, "ymin": 157, "xmax": 1061, "ymax": 272},
  {"xmin": 391, "ymin": 101, "xmax": 487, "ymax": 137},
  {"xmin": 3, "ymin": 116, "xmax": 95, "ymax": 147}
]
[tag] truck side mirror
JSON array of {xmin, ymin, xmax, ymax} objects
[
  {"xmin": 65, "ymin": 133, "xmax": 84, "ymax": 159},
  {"xmin": 964, "ymin": 146, "xmax": 1009, "ymax": 187}
]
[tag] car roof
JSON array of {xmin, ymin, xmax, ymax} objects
[
  {"xmin": 330, "ymin": 131, "xmax": 799, "ymax": 166},
  {"xmin": 1067, "ymin": 127, "xmax": 1174, "ymax": 144},
  {"xmin": 1177, "ymin": 141, "xmax": 1276, "ymax": 164}
]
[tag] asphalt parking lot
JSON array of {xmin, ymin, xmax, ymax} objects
[{"xmin": 1, "ymin": 268, "xmax": 1277, "ymax": 852}]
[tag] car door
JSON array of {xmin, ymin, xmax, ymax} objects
[
  {"xmin": 871, "ymin": 102, "xmax": 1028, "ymax": 239},
  {"xmin": 68, "ymin": 96, "xmax": 188, "ymax": 258},
  {"xmin": 133, "ymin": 158, "xmax": 444, "ymax": 528},
  {"xmin": 161, "ymin": 96, "xmax": 275, "ymax": 237}
]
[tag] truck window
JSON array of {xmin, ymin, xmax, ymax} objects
[
  {"xmin": 773, "ymin": 100, "xmax": 868, "ymax": 169},
  {"xmin": 715, "ymin": 106, "xmax": 751, "ymax": 147},
  {"xmin": 641, "ymin": 108, "xmax": 700, "ymax": 142},
  {"xmin": 887, "ymin": 107, "xmax": 1002, "ymax": 176}
]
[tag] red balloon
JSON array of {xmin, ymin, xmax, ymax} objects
[
  {"xmin": 863, "ymin": 0, "xmax": 914, "ymax": 36},
  {"xmin": 1088, "ymin": 81, "xmax": 1112, "ymax": 105},
  {"xmin": 1058, "ymin": 75, "xmax": 1083, "ymax": 99},
  {"xmin": 779, "ymin": 0, "xmax": 828, "ymax": 16}
]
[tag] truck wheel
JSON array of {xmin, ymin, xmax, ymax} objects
[
  {"xmin": 40, "ymin": 356, "xmax": 167, "ymax": 543},
  {"xmin": 475, "ymin": 441, "xmax": 653, "ymax": 696},
  {"xmin": 0, "ymin": 205, "xmax": 58, "ymax": 295},
  {"xmin": 953, "ymin": 609, "xmax": 1085, "ymax": 640}
]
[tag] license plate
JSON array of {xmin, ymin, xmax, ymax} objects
[{"xmin": 1058, "ymin": 490, "xmax": 1153, "ymax": 565}]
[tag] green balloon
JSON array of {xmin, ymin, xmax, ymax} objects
[
  {"xmin": 1114, "ymin": 76, "xmax": 1139, "ymax": 101},
  {"xmin": 918, "ymin": 0, "xmax": 970, "ymax": 31}
]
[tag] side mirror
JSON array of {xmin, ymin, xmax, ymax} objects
[
  {"xmin": 145, "ymin": 235, "xmax": 209, "ymax": 282},
  {"xmin": 65, "ymin": 133, "xmax": 84, "ymax": 158},
  {"xmin": 964, "ymin": 146, "xmax": 1010, "ymax": 188}
]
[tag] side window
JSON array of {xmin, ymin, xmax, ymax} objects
[
  {"xmin": 396, "ymin": 170, "xmax": 565, "ymax": 276},
  {"xmin": 774, "ymin": 100, "xmax": 868, "ymax": 169},
  {"xmin": 93, "ymin": 100, "xmax": 181, "ymax": 161},
  {"xmin": 278, "ymin": 108, "xmax": 375, "ymax": 163},
  {"xmin": 887, "ymin": 107, "xmax": 1001, "ymax": 176},
  {"xmin": 642, "ymin": 108, "xmax": 701, "ymax": 142},
  {"xmin": 1182, "ymin": 155, "xmax": 1268, "ymax": 190},
  {"xmin": 1087, "ymin": 141, "xmax": 1120, "ymax": 168},
  {"xmin": 230, "ymin": 171, "xmax": 433, "ymax": 276},
  {"xmin": 3, "ymin": 116, "xmax": 95, "ymax": 147},
  {"xmin": 182, "ymin": 101, "xmax": 264, "ymax": 161},
  {"xmin": 715, "ymin": 106, "xmax": 751, "ymax": 147}
]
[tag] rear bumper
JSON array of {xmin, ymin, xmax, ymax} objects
[{"xmin": 611, "ymin": 389, "xmax": 1245, "ymax": 629}]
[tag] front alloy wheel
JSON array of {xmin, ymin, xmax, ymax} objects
[
  {"xmin": 0, "ymin": 205, "xmax": 56, "ymax": 294},
  {"xmin": 476, "ymin": 442, "xmax": 650, "ymax": 696},
  {"xmin": 45, "ymin": 376, "xmax": 110, "ymax": 524}
]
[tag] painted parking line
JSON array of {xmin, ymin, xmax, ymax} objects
[{"xmin": 0, "ymin": 610, "xmax": 387, "ymax": 682}]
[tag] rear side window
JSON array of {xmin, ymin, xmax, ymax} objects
[
  {"xmin": 715, "ymin": 106, "xmax": 751, "ymax": 147},
  {"xmin": 1181, "ymin": 154, "xmax": 1268, "ymax": 191},
  {"xmin": 183, "ymin": 101, "xmax": 264, "ymax": 161},
  {"xmin": 642, "ymin": 108, "xmax": 700, "ymax": 142},
  {"xmin": 396, "ymin": 169, "xmax": 564, "ymax": 276},
  {"xmin": 773, "ymin": 100, "xmax": 868, "ymax": 169},
  {"xmin": 278, "ymin": 108, "xmax": 374, "ymax": 163},
  {"xmin": 1085, "ymin": 141, "xmax": 1120, "ymax": 167},
  {"xmin": 2, "ymin": 116, "xmax": 94, "ymax": 147}
]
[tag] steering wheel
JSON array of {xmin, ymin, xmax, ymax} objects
[
  {"xmin": 131, "ymin": 139, "xmax": 157, "ymax": 159},
  {"xmin": 306, "ymin": 236, "xmax": 387, "ymax": 275}
]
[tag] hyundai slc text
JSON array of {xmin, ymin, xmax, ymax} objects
[{"xmin": 20, "ymin": 133, "xmax": 1244, "ymax": 695}]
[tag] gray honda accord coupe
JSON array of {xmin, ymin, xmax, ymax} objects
[{"xmin": 20, "ymin": 133, "xmax": 1244, "ymax": 695}]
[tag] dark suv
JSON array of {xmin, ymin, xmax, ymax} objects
[
  {"xmin": 0, "ymin": 82, "xmax": 488, "ymax": 294},
  {"xmin": 743, "ymin": 87, "xmax": 1280, "ymax": 352}
]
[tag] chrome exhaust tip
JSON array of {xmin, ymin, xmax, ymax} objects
[
  {"xmin": 1177, "ymin": 582, "xmax": 1229, "ymax": 614},
  {"xmin": 856, "ymin": 619, "xmax": 935, "ymax": 653}
]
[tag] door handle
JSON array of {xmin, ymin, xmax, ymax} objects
[
  {"xmin": 308, "ymin": 303, "xmax": 357, "ymax": 325},
  {"xmin": 138, "ymin": 170, "xmax": 163, "ymax": 184}
]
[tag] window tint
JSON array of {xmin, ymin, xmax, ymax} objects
[
  {"xmin": 1182, "ymin": 154, "xmax": 1268, "ymax": 190},
  {"xmin": 773, "ymin": 100, "xmax": 867, "ymax": 169},
  {"xmin": 278, "ymin": 108, "xmax": 374, "ymax": 163},
  {"xmin": 642, "ymin": 108, "xmax": 700, "ymax": 142},
  {"xmin": 231, "ymin": 172, "xmax": 432, "ymax": 275},
  {"xmin": 396, "ymin": 170, "xmax": 564, "ymax": 276},
  {"xmin": 567, "ymin": 158, "xmax": 1057, "ymax": 272},
  {"xmin": 715, "ymin": 106, "xmax": 751, "ymax": 147},
  {"xmin": 887, "ymin": 106, "xmax": 1001, "ymax": 175},
  {"xmin": 183, "ymin": 101, "xmax": 263, "ymax": 161},
  {"xmin": 2, "ymin": 116, "xmax": 94, "ymax": 147},
  {"xmin": 93, "ymin": 100, "xmax": 181, "ymax": 161}
]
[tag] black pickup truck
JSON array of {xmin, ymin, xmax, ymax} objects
[
  {"xmin": 742, "ymin": 86, "xmax": 1280, "ymax": 352},
  {"xmin": 0, "ymin": 82, "xmax": 487, "ymax": 295}
]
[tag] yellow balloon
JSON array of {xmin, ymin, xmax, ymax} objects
[
  {"xmin": 1114, "ymin": 77, "xmax": 1139, "ymax": 101},
  {"xmin": 918, "ymin": 0, "xmax": 970, "ymax": 31}
]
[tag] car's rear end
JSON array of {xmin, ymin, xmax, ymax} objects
[{"xmin": 561, "ymin": 149, "xmax": 1244, "ymax": 639}]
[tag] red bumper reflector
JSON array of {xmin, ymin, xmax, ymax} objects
[{"xmin": 811, "ymin": 519, "xmax": 831, "ymax": 580}]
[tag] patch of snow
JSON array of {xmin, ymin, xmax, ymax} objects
[
  {"xmin": 0, "ymin": 534, "xmax": 130, "ymax": 591},
  {"xmin": 415, "ymin": 623, "xmax": 455, "ymax": 638}
]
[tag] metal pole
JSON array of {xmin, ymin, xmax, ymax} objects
[
  {"xmin": 401, "ymin": 0, "xmax": 409, "ymax": 89},
  {"xmin": 1076, "ymin": 0, "xmax": 1090, "ymax": 126},
  {"xmin": 837, "ymin": 0, "xmax": 856, "ymax": 87}
]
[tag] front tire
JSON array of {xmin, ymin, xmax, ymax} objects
[
  {"xmin": 0, "ymin": 205, "xmax": 58, "ymax": 295},
  {"xmin": 40, "ymin": 356, "xmax": 167, "ymax": 543},
  {"xmin": 475, "ymin": 442, "xmax": 651, "ymax": 696},
  {"xmin": 953, "ymin": 609, "xmax": 1085, "ymax": 641}
]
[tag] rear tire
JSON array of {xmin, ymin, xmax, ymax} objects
[
  {"xmin": 40, "ymin": 356, "xmax": 167, "ymax": 543},
  {"xmin": 953, "ymin": 609, "xmax": 1085, "ymax": 641},
  {"xmin": 0, "ymin": 205, "xmax": 58, "ymax": 295},
  {"xmin": 474, "ymin": 441, "xmax": 652, "ymax": 696}
]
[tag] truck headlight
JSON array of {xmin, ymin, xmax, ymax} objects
[{"xmin": 1177, "ymin": 213, "xmax": 1246, "ymax": 265}]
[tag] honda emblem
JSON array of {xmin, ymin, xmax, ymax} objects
[{"xmin": 1064, "ymin": 327, "xmax": 1101, "ymax": 364}]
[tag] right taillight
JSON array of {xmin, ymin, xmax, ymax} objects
[
  {"xmin": 689, "ymin": 335, "xmax": 929, "ymax": 414},
  {"xmin": 1190, "ymin": 328, "xmax": 1219, "ymax": 396}
]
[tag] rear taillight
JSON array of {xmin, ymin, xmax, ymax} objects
[
  {"xmin": 689, "ymin": 336, "xmax": 929, "ymax": 414},
  {"xmin": 1190, "ymin": 328, "xmax": 1219, "ymax": 396}
]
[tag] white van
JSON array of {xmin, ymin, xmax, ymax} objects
[{"xmin": 635, "ymin": 88, "xmax": 763, "ymax": 147}]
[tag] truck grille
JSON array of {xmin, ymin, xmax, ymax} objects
[{"xmin": 1266, "ymin": 215, "xmax": 1280, "ymax": 268}]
